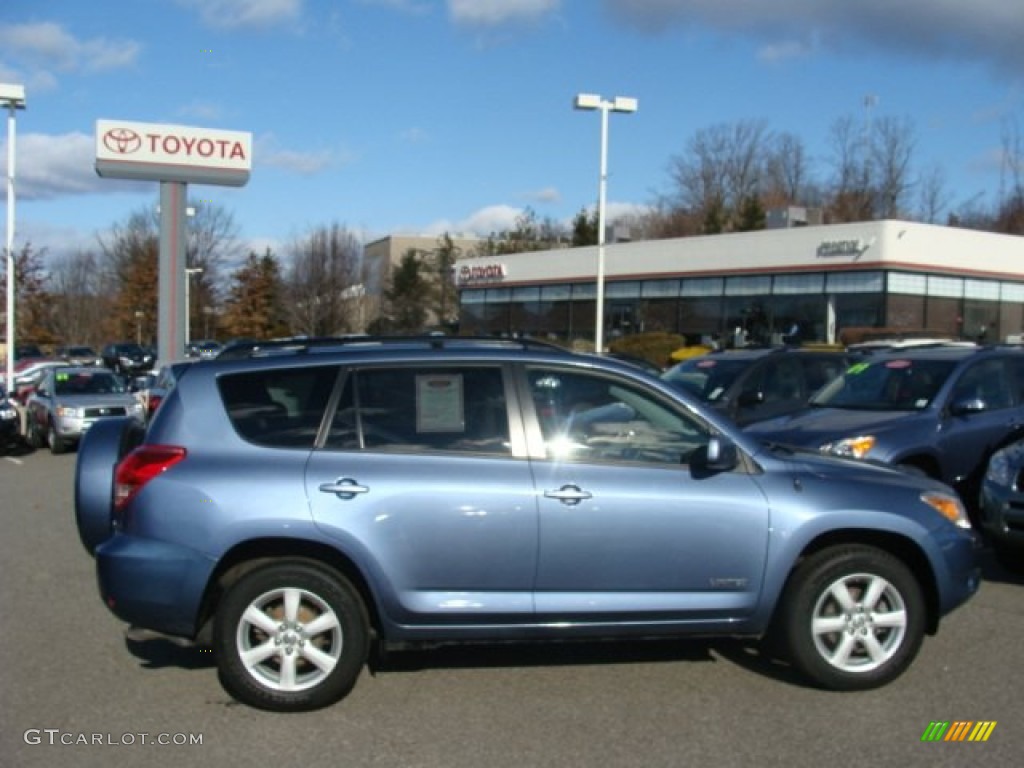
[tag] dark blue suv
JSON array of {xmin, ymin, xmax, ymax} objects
[
  {"xmin": 75, "ymin": 337, "xmax": 980, "ymax": 711},
  {"xmin": 746, "ymin": 344, "xmax": 1024, "ymax": 513}
]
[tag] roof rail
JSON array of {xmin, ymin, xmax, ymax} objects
[{"xmin": 215, "ymin": 334, "xmax": 566, "ymax": 360}]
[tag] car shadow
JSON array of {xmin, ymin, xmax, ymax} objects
[
  {"xmin": 368, "ymin": 636, "xmax": 807, "ymax": 687},
  {"xmin": 125, "ymin": 634, "xmax": 216, "ymax": 671}
]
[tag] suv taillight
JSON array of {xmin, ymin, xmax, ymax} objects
[{"xmin": 114, "ymin": 445, "xmax": 187, "ymax": 511}]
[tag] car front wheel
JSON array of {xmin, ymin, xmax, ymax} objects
[
  {"xmin": 778, "ymin": 545, "xmax": 925, "ymax": 691},
  {"xmin": 214, "ymin": 561, "xmax": 369, "ymax": 712},
  {"xmin": 47, "ymin": 421, "xmax": 66, "ymax": 455}
]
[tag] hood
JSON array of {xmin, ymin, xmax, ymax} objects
[
  {"xmin": 745, "ymin": 406, "xmax": 921, "ymax": 449},
  {"xmin": 57, "ymin": 393, "xmax": 138, "ymax": 409}
]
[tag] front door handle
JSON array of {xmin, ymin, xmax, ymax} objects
[
  {"xmin": 544, "ymin": 484, "xmax": 592, "ymax": 506},
  {"xmin": 318, "ymin": 478, "xmax": 369, "ymax": 497}
]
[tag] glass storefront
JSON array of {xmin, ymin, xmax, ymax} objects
[{"xmin": 458, "ymin": 269, "xmax": 1015, "ymax": 346}]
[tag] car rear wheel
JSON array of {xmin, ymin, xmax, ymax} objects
[
  {"xmin": 214, "ymin": 562, "xmax": 369, "ymax": 712},
  {"xmin": 778, "ymin": 545, "xmax": 925, "ymax": 691}
]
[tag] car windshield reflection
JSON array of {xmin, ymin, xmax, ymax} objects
[{"xmin": 809, "ymin": 359, "xmax": 956, "ymax": 411}]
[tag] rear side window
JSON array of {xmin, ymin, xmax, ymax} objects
[
  {"xmin": 325, "ymin": 366, "xmax": 511, "ymax": 456},
  {"xmin": 220, "ymin": 366, "xmax": 339, "ymax": 448}
]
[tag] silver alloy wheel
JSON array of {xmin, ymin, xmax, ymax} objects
[
  {"xmin": 809, "ymin": 571, "xmax": 907, "ymax": 673},
  {"xmin": 235, "ymin": 586, "xmax": 344, "ymax": 692}
]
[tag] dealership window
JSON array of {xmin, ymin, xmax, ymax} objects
[
  {"xmin": 681, "ymin": 277, "xmax": 724, "ymax": 297},
  {"xmin": 572, "ymin": 283, "xmax": 597, "ymax": 300},
  {"xmin": 964, "ymin": 279, "xmax": 999, "ymax": 301},
  {"xmin": 461, "ymin": 289, "xmax": 486, "ymax": 304},
  {"xmin": 642, "ymin": 279, "xmax": 681, "ymax": 298},
  {"xmin": 927, "ymin": 275, "xmax": 963, "ymax": 299},
  {"xmin": 725, "ymin": 275, "xmax": 772, "ymax": 296},
  {"xmin": 606, "ymin": 281, "xmax": 641, "ymax": 299},
  {"xmin": 773, "ymin": 273, "xmax": 824, "ymax": 294},
  {"xmin": 886, "ymin": 294, "xmax": 926, "ymax": 329},
  {"xmin": 887, "ymin": 272, "xmax": 927, "ymax": 295},
  {"xmin": 827, "ymin": 271, "xmax": 883, "ymax": 293},
  {"xmin": 541, "ymin": 285, "xmax": 572, "ymax": 301}
]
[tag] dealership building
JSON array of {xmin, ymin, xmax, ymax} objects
[{"xmin": 455, "ymin": 219, "xmax": 1024, "ymax": 346}]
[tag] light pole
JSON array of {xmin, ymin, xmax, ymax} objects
[
  {"xmin": 185, "ymin": 267, "xmax": 203, "ymax": 348},
  {"xmin": 2, "ymin": 83, "xmax": 26, "ymax": 393},
  {"xmin": 573, "ymin": 92, "xmax": 637, "ymax": 354}
]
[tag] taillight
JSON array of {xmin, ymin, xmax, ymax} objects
[
  {"xmin": 114, "ymin": 445, "xmax": 187, "ymax": 511},
  {"xmin": 147, "ymin": 394, "xmax": 163, "ymax": 416}
]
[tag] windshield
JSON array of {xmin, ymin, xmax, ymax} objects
[
  {"xmin": 809, "ymin": 358, "xmax": 956, "ymax": 411},
  {"xmin": 54, "ymin": 370, "xmax": 127, "ymax": 396},
  {"xmin": 662, "ymin": 357, "xmax": 750, "ymax": 402}
]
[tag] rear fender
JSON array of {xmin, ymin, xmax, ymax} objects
[{"xmin": 74, "ymin": 417, "xmax": 145, "ymax": 556}]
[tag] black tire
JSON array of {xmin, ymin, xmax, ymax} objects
[
  {"xmin": 26, "ymin": 418, "xmax": 42, "ymax": 450},
  {"xmin": 47, "ymin": 421, "xmax": 66, "ymax": 455},
  {"xmin": 777, "ymin": 545, "xmax": 925, "ymax": 691},
  {"xmin": 214, "ymin": 562, "xmax": 369, "ymax": 712}
]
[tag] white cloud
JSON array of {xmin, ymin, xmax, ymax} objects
[
  {"xmin": 179, "ymin": 0, "xmax": 304, "ymax": 29},
  {"xmin": 449, "ymin": 0, "xmax": 560, "ymax": 27},
  {"xmin": 0, "ymin": 22, "xmax": 141, "ymax": 81},
  {"xmin": 254, "ymin": 134, "xmax": 341, "ymax": 174},
  {"xmin": 0, "ymin": 132, "xmax": 142, "ymax": 201},
  {"xmin": 528, "ymin": 186, "xmax": 561, "ymax": 204},
  {"xmin": 603, "ymin": 0, "xmax": 1024, "ymax": 74},
  {"xmin": 399, "ymin": 127, "xmax": 428, "ymax": 144},
  {"xmin": 357, "ymin": 0, "xmax": 431, "ymax": 14}
]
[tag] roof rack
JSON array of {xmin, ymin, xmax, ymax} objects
[{"xmin": 215, "ymin": 334, "xmax": 566, "ymax": 360}]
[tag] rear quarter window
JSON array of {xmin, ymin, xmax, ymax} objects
[{"xmin": 219, "ymin": 366, "xmax": 339, "ymax": 448}]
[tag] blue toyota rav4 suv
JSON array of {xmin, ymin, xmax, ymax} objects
[{"xmin": 75, "ymin": 337, "xmax": 980, "ymax": 711}]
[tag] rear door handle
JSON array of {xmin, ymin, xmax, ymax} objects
[
  {"xmin": 544, "ymin": 484, "xmax": 592, "ymax": 506},
  {"xmin": 318, "ymin": 478, "xmax": 369, "ymax": 497}
]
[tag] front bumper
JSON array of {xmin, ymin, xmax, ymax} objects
[
  {"xmin": 94, "ymin": 534, "xmax": 216, "ymax": 639},
  {"xmin": 979, "ymin": 481, "xmax": 1024, "ymax": 550}
]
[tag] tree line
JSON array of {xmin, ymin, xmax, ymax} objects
[{"xmin": 4, "ymin": 110, "xmax": 1024, "ymax": 350}]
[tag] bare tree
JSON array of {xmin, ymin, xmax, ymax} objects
[
  {"xmin": 916, "ymin": 164, "xmax": 950, "ymax": 224},
  {"xmin": 46, "ymin": 250, "xmax": 111, "ymax": 347},
  {"xmin": 286, "ymin": 223, "xmax": 363, "ymax": 336},
  {"xmin": 872, "ymin": 116, "xmax": 917, "ymax": 218},
  {"xmin": 666, "ymin": 119, "xmax": 771, "ymax": 233},
  {"xmin": 763, "ymin": 131, "xmax": 817, "ymax": 209}
]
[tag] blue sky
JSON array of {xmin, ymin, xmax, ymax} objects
[{"xmin": 2, "ymin": 0, "xmax": 1023, "ymax": 267}]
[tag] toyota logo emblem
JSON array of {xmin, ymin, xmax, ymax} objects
[{"xmin": 103, "ymin": 128, "xmax": 142, "ymax": 155}]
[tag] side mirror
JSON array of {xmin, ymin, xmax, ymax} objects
[
  {"xmin": 692, "ymin": 435, "xmax": 739, "ymax": 473},
  {"xmin": 949, "ymin": 397, "xmax": 986, "ymax": 416},
  {"xmin": 737, "ymin": 390, "xmax": 764, "ymax": 407}
]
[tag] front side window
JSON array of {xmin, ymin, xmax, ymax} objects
[
  {"xmin": 325, "ymin": 366, "xmax": 512, "ymax": 456},
  {"xmin": 527, "ymin": 367, "xmax": 709, "ymax": 465}
]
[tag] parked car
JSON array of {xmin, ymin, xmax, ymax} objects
[
  {"xmin": 142, "ymin": 360, "xmax": 193, "ymax": 419},
  {"xmin": 661, "ymin": 346, "xmax": 855, "ymax": 427},
  {"xmin": 26, "ymin": 366, "xmax": 145, "ymax": 454},
  {"xmin": 55, "ymin": 345, "xmax": 104, "ymax": 366},
  {"xmin": 75, "ymin": 336, "xmax": 980, "ymax": 712},
  {"xmin": 0, "ymin": 384, "xmax": 20, "ymax": 452},
  {"xmin": 100, "ymin": 342, "xmax": 155, "ymax": 376},
  {"xmin": 4, "ymin": 357, "xmax": 69, "ymax": 404},
  {"xmin": 979, "ymin": 440, "xmax": 1024, "ymax": 574},
  {"xmin": 186, "ymin": 339, "xmax": 223, "ymax": 360},
  {"xmin": 745, "ymin": 345, "xmax": 1024, "ymax": 513},
  {"xmin": 14, "ymin": 343, "xmax": 44, "ymax": 360}
]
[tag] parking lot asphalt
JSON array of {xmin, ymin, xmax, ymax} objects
[{"xmin": 2, "ymin": 448, "xmax": 1022, "ymax": 768}]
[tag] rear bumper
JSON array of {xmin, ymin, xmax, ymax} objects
[{"xmin": 95, "ymin": 534, "xmax": 215, "ymax": 639}]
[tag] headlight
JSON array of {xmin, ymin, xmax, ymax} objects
[
  {"xmin": 921, "ymin": 491, "xmax": 971, "ymax": 529},
  {"xmin": 985, "ymin": 449, "xmax": 1013, "ymax": 487},
  {"xmin": 0, "ymin": 406, "xmax": 16, "ymax": 420},
  {"xmin": 820, "ymin": 435, "xmax": 875, "ymax": 459},
  {"xmin": 129, "ymin": 402, "xmax": 145, "ymax": 417},
  {"xmin": 56, "ymin": 405, "xmax": 81, "ymax": 418}
]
